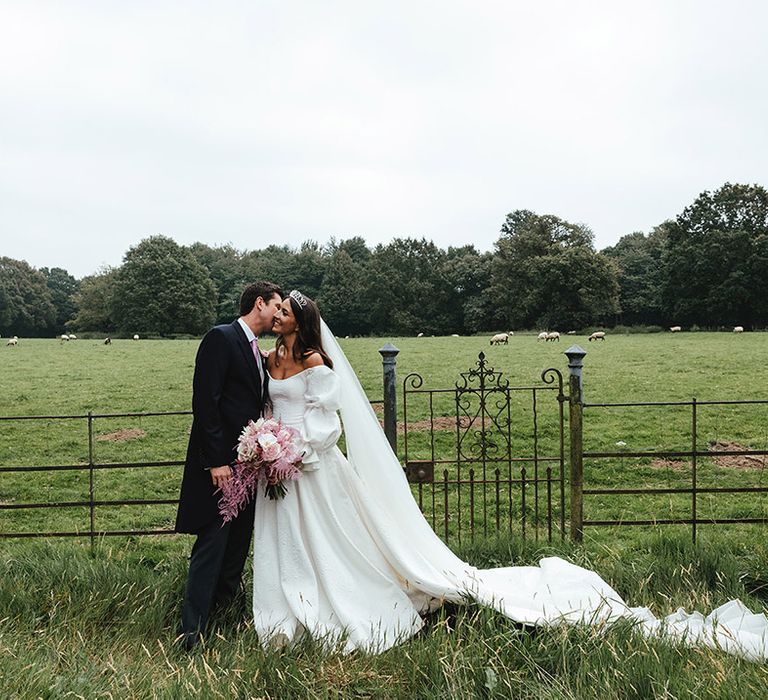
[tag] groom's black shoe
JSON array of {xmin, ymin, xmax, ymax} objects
[
  {"xmin": 211, "ymin": 584, "xmax": 249, "ymax": 627},
  {"xmin": 176, "ymin": 630, "xmax": 202, "ymax": 652}
]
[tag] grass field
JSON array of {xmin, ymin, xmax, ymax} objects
[{"xmin": 1, "ymin": 332, "xmax": 767, "ymax": 697}]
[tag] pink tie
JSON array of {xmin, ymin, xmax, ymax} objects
[{"xmin": 250, "ymin": 338, "xmax": 264, "ymax": 385}]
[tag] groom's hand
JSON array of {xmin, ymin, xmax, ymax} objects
[{"xmin": 210, "ymin": 465, "xmax": 232, "ymax": 488}]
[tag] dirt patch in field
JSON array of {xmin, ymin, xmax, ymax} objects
[
  {"xmin": 373, "ymin": 405, "xmax": 469, "ymax": 432},
  {"xmin": 649, "ymin": 458, "xmax": 688, "ymax": 471},
  {"xmin": 400, "ymin": 416, "xmax": 472, "ymax": 433},
  {"xmin": 649, "ymin": 441, "xmax": 766, "ymax": 471},
  {"xmin": 373, "ymin": 414, "xmax": 471, "ymax": 434},
  {"xmin": 707, "ymin": 440, "xmax": 766, "ymax": 470},
  {"xmin": 96, "ymin": 428, "xmax": 147, "ymax": 443}
]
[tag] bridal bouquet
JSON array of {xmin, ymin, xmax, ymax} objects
[{"xmin": 218, "ymin": 418, "xmax": 305, "ymax": 522}]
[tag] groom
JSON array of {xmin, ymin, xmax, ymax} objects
[{"xmin": 175, "ymin": 280, "xmax": 283, "ymax": 650}]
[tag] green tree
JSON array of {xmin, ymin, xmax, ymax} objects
[
  {"xmin": 663, "ymin": 183, "xmax": 768, "ymax": 327},
  {"xmin": 241, "ymin": 245, "xmax": 295, "ymax": 292},
  {"xmin": 0, "ymin": 277, "xmax": 11, "ymax": 329},
  {"xmin": 326, "ymin": 236, "xmax": 372, "ymax": 264},
  {"xmin": 441, "ymin": 246, "xmax": 494, "ymax": 334},
  {"xmin": 0, "ymin": 257, "xmax": 56, "ymax": 335},
  {"xmin": 489, "ymin": 210, "xmax": 620, "ymax": 330},
  {"xmin": 111, "ymin": 236, "xmax": 216, "ymax": 335},
  {"xmin": 318, "ymin": 249, "xmax": 370, "ymax": 335},
  {"xmin": 40, "ymin": 267, "xmax": 80, "ymax": 331},
  {"xmin": 69, "ymin": 268, "xmax": 117, "ymax": 332},
  {"xmin": 602, "ymin": 224, "xmax": 668, "ymax": 326},
  {"xmin": 284, "ymin": 241, "xmax": 327, "ymax": 300},
  {"xmin": 188, "ymin": 243, "xmax": 246, "ymax": 324},
  {"xmin": 242, "ymin": 241, "xmax": 328, "ymax": 302},
  {"xmin": 364, "ymin": 238, "xmax": 451, "ymax": 335}
]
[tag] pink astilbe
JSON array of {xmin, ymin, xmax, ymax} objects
[{"xmin": 218, "ymin": 419, "xmax": 305, "ymax": 522}]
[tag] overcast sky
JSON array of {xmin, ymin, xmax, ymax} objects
[{"xmin": 1, "ymin": 1, "xmax": 766, "ymax": 278}]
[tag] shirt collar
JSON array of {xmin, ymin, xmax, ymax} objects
[{"xmin": 237, "ymin": 317, "xmax": 257, "ymax": 343}]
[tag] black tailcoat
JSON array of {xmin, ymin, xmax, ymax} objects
[{"xmin": 175, "ymin": 320, "xmax": 267, "ymax": 534}]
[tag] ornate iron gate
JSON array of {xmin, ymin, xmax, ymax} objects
[{"xmin": 401, "ymin": 352, "xmax": 566, "ymax": 544}]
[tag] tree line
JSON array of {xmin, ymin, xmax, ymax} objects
[{"xmin": 2, "ymin": 182, "xmax": 767, "ymax": 337}]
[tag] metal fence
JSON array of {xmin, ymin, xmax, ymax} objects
[
  {"xmin": 0, "ymin": 411, "xmax": 188, "ymax": 542},
  {"xmin": 399, "ymin": 352, "xmax": 566, "ymax": 545},
  {"xmin": 0, "ymin": 400, "xmax": 383, "ymax": 541},
  {"xmin": 565, "ymin": 346, "xmax": 768, "ymax": 543},
  {"xmin": 578, "ymin": 398, "xmax": 768, "ymax": 543},
  {"xmin": 2, "ymin": 343, "xmax": 767, "ymax": 545}
]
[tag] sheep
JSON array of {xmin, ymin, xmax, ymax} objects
[
  {"xmin": 537, "ymin": 332, "xmax": 548, "ymax": 341},
  {"xmin": 60, "ymin": 334, "xmax": 70, "ymax": 342},
  {"xmin": 589, "ymin": 331, "xmax": 606, "ymax": 342},
  {"xmin": 416, "ymin": 332, "xmax": 424, "ymax": 338},
  {"xmin": 669, "ymin": 326, "xmax": 682, "ymax": 332},
  {"xmin": 68, "ymin": 334, "xmax": 77, "ymax": 340},
  {"xmin": 133, "ymin": 334, "xmax": 140, "ymax": 341},
  {"xmin": 507, "ymin": 331, "xmax": 515, "ymax": 337},
  {"xmin": 546, "ymin": 331, "xmax": 560, "ymax": 342},
  {"xmin": 104, "ymin": 337, "xmax": 112, "ymax": 345},
  {"xmin": 566, "ymin": 330, "xmax": 576, "ymax": 335},
  {"xmin": 6, "ymin": 336, "xmax": 18, "ymax": 346},
  {"xmin": 450, "ymin": 334, "xmax": 460, "ymax": 338},
  {"xmin": 733, "ymin": 326, "xmax": 744, "ymax": 333},
  {"xmin": 490, "ymin": 333, "xmax": 508, "ymax": 345}
]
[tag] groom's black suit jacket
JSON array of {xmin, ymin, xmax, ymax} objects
[{"xmin": 175, "ymin": 320, "xmax": 267, "ymax": 534}]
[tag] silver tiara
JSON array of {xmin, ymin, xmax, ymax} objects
[{"xmin": 289, "ymin": 289, "xmax": 308, "ymax": 308}]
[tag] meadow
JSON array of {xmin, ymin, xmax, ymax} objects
[{"xmin": 1, "ymin": 332, "xmax": 767, "ymax": 697}]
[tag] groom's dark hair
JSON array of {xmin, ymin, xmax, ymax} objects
[{"xmin": 240, "ymin": 281, "xmax": 283, "ymax": 316}]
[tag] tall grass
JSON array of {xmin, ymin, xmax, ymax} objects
[{"xmin": 1, "ymin": 534, "xmax": 767, "ymax": 698}]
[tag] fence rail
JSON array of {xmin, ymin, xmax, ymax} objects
[
  {"xmin": 2, "ymin": 343, "xmax": 767, "ymax": 545},
  {"xmin": 400, "ymin": 352, "xmax": 566, "ymax": 544},
  {"xmin": 570, "ymin": 367, "xmax": 768, "ymax": 543},
  {"xmin": 0, "ymin": 410, "xmax": 191, "ymax": 541},
  {"xmin": 0, "ymin": 402, "xmax": 384, "ymax": 542}
]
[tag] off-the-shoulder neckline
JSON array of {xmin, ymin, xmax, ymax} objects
[{"xmin": 267, "ymin": 366, "xmax": 332, "ymax": 381}]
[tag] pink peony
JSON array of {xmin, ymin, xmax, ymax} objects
[
  {"xmin": 218, "ymin": 418, "xmax": 306, "ymax": 520},
  {"xmin": 262, "ymin": 440, "xmax": 282, "ymax": 462}
]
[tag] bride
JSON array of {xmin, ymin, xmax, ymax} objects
[{"xmin": 254, "ymin": 290, "xmax": 768, "ymax": 660}]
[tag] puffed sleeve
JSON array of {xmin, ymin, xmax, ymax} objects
[{"xmin": 301, "ymin": 366, "xmax": 342, "ymax": 468}]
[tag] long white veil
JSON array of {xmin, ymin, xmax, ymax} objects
[{"xmin": 319, "ymin": 320, "xmax": 768, "ymax": 661}]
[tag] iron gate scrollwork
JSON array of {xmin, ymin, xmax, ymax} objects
[{"xmin": 402, "ymin": 352, "xmax": 567, "ymax": 544}]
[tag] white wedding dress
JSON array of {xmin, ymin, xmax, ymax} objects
[{"xmin": 252, "ymin": 322, "xmax": 768, "ymax": 660}]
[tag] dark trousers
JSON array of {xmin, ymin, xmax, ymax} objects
[{"xmin": 179, "ymin": 505, "xmax": 254, "ymax": 639}]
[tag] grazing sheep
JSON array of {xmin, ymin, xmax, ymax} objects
[
  {"xmin": 60, "ymin": 334, "xmax": 70, "ymax": 342},
  {"xmin": 490, "ymin": 333, "xmax": 509, "ymax": 345},
  {"xmin": 733, "ymin": 326, "xmax": 744, "ymax": 333},
  {"xmin": 669, "ymin": 326, "xmax": 682, "ymax": 332},
  {"xmin": 133, "ymin": 334, "xmax": 140, "ymax": 341},
  {"xmin": 566, "ymin": 330, "xmax": 576, "ymax": 335},
  {"xmin": 589, "ymin": 331, "xmax": 606, "ymax": 342},
  {"xmin": 68, "ymin": 334, "xmax": 77, "ymax": 340},
  {"xmin": 507, "ymin": 331, "xmax": 515, "ymax": 336},
  {"xmin": 537, "ymin": 332, "xmax": 548, "ymax": 341},
  {"xmin": 104, "ymin": 337, "xmax": 112, "ymax": 345},
  {"xmin": 451, "ymin": 334, "xmax": 460, "ymax": 338},
  {"xmin": 6, "ymin": 336, "xmax": 18, "ymax": 346},
  {"xmin": 546, "ymin": 331, "xmax": 560, "ymax": 342},
  {"xmin": 416, "ymin": 332, "xmax": 424, "ymax": 338}
]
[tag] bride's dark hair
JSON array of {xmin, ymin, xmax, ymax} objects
[{"xmin": 275, "ymin": 291, "xmax": 334, "ymax": 369}]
